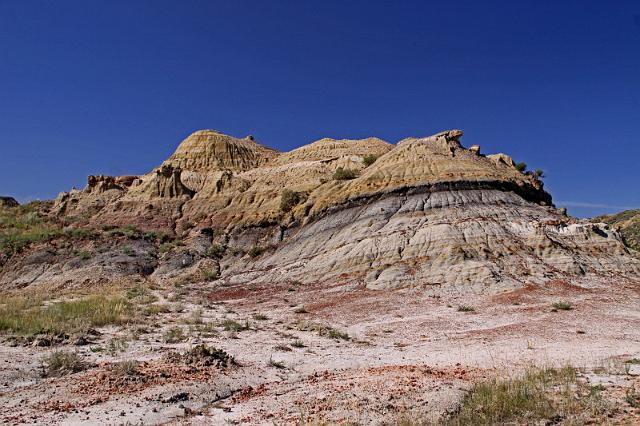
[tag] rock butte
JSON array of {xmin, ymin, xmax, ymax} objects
[{"xmin": 3, "ymin": 129, "xmax": 638, "ymax": 291}]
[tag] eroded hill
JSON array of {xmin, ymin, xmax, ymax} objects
[{"xmin": 1, "ymin": 129, "xmax": 638, "ymax": 293}]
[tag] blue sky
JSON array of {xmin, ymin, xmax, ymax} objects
[{"xmin": 0, "ymin": 1, "xmax": 638, "ymax": 217}]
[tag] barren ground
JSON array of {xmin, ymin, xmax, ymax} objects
[{"xmin": 1, "ymin": 277, "xmax": 640, "ymax": 425}]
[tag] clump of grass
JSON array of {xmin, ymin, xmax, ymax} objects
[
  {"xmin": 219, "ymin": 319, "xmax": 251, "ymax": 332},
  {"xmin": 363, "ymin": 154, "xmax": 379, "ymax": 167},
  {"xmin": 252, "ymin": 313, "xmax": 268, "ymax": 321},
  {"xmin": 291, "ymin": 339, "xmax": 305, "ymax": 348},
  {"xmin": 248, "ymin": 246, "xmax": 266, "ymax": 258},
  {"xmin": 42, "ymin": 350, "xmax": 86, "ymax": 377},
  {"xmin": 552, "ymin": 302, "xmax": 573, "ymax": 311},
  {"xmin": 122, "ymin": 245, "xmax": 135, "ymax": 256},
  {"xmin": 106, "ymin": 225, "xmax": 140, "ymax": 239},
  {"xmin": 457, "ymin": 305, "xmax": 475, "ymax": 312},
  {"xmin": 142, "ymin": 303, "xmax": 169, "ymax": 318},
  {"xmin": 205, "ymin": 244, "xmax": 226, "ymax": 258},
  {"xmin": 110, "ymin": 360, "xmax": 140, "ymax": 377},
  {"xmin": 159, "ymin": 240, "xmax": 183, "ymax": 254},
  {"xmin": 143, "ymin": 231, "xmax": 173, "ymax": 243},
  {"xmin": 268, "ymin": 357, "xmax": 286, "ymax": 369},
  {"xmin": 187, "ymin": 308, "xmax": 203, "ymax": 325},
  {"xmin": 333, "ymin": 167, "xmax": 357, "ymax": 180},
  {"xmin": 163, "ymin": 327, "xmax": 186, "ymax": 343},
  {"xmin": 0, "ymin": 294, "xmax": 133, "ymax": 335},
  {"xmin": 202, "ymin": 269, "xmax": 219, "ymax": 281},
  {"xmin": 293, "ymin": 320, "xmax": 350, "ymax": 341},
  {"xmin": 280, "ymin": 189, "xmax": 301, "ymax": 212},
  {"xmin": 626, "ymin": 385, "xmax": 640, "ymax": 408},
  {"xmin": 76, "ymin": 250, "xmax": 92, "ymax": 260},
  {"xmin": 106, "ymin": 337, "xmax": 129, "ymax": 355}
]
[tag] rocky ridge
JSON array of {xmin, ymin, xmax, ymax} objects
[{"xmin": 1, "ymin": 129, "xmax": 638, "ymax": 291}]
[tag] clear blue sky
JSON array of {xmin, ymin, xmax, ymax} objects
[{"xmin": 1, "ymin": 1, "xmax": 638, "ymax": 217}]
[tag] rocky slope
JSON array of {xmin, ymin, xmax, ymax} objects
[
  {"xmin": 1, "ymin": 129, "xmax": 638, "ymax": 291},
  {"xmin": 592, "ymin": 209, "xmax": 640, "ymax": 252}
]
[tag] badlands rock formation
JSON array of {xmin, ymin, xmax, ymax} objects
[
  {"xmin": 2, "ymin": 129, "xmax": 639, "ymax": 291},
  {"xmin": 593, "ymin": 209, "xmax": 640, "ymax": 251}
]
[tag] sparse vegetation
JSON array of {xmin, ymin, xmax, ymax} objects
[
  {"xmin": 0, "ymin": 202, "xmax": 63, "ymax": 257},
  {"xmin": 552, "ymin": 301, "xmax": 573, "ymax": 311},
  {"xmin": 163, "ymin": 327, "xmax": 186, "ymax": 343},
  {"xmin": 202, "ymin": 269, "xmax": 219, "ymax": 281},
  {"xmin": 205, "ymin": 244, "xmax": 226, "ymax": 258},
  {"xmin": 220, "ymin": 319, "xmax": 251, "ymax": 332},
  {"xmin": 106, "ymin": 337, "xmax": 129, "ymax": 355},
  {"xmin": 333, "ymin": 167, "xmax": 358, "ymax": 180},
  {"xmin": 280, "ymin": 189, "xmax": 302, "ymax": 212},
  {"xmin": 457, "ymin": 305, "xmax": 475, "ymax": 312},
  {"xmin": 363, "ymin": 154, "xmax": 379, "ymax": 167},
  {"xmin": 252, "ymin": 313, "xmax": 268, "ymax": 321},
  {"xmin": 515, "ymin": 162, "xmax": 527, "ymax": 173},
  {"xmin": 110, "ymin": 360, "xmax": 140, "ymax": 377},
  {"xmin": 42, "ymin": 351, "xmax": 86, "ymax": 377},
  {"xmin": 291, "ymin": 339, "xmax": 305, "ymax": 348},
  {"xmin": 248, "ymin": 245, "xmax": 266, "ymax": 258},
  {"xmin": 0, "ymin": 294, "xmax": 133, "ymax": 335},
  {"xmin": 268, "ymin": 357, "xmax": 286, "ymax": 369},
  {"xmin": 76, "ymin": 250, "xmax": 92, "ymax": 260},
  {"xmin": 438, "ymin": 366, "xmax": 610, "ymax": 425},
  {"xmin": 293, "ymin": 320, "xmax": 350, "ymax": 341},
  {"xmin": 626, "ymin": 385, "xmax": 640, "ymax": 408}
]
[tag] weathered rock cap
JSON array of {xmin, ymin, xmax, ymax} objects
[{"xmin": 0, "ymin": 196, "xmax": 19, "ymax": 208}]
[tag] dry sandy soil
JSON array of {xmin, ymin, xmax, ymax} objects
[{"xmin": 1, "ymin": 277, "xmax": 640, "ymax": 425}]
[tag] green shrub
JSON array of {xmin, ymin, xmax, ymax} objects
[
  {"xmin": 333, "ymin": 167, "xmax": 358, "ymax": 180},
  {"xmin": 515, "ymin": 162, "xmax": 527, "ymax": 172},
  {"xmin": 280, "ymin": 189, "xmax": 301, "ymax": 212},
  {"xmin": 248, "ymin": 246, "xmax": 265, "ymax": 258},
  {"xmin": 205, "ymin": 244, "xmax": 226, "ymax": 258},
  {"xmin": 363, "ymin": 154, "xmax": 379, "ymax": 167}
]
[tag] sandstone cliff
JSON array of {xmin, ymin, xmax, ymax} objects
[{"xmin": 1, "ymin": 129, "xmax": 638, "ymax": 291}]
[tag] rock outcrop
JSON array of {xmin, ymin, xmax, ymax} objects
[
  {"xmin": 0, "ymin": 197, "xmax": 18, "ymax": 208},
  {"xmin": 593, "ymin": 209, "xmax": 640, "ymax": 252},
  {"xmin": 3, "ymin": 129, "xmax": 638, "ymax": 292}
]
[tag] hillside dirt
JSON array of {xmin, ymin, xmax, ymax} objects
[{"xmin": 1, "ymin": 277, "xmax": 640, "ymax": 425}]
